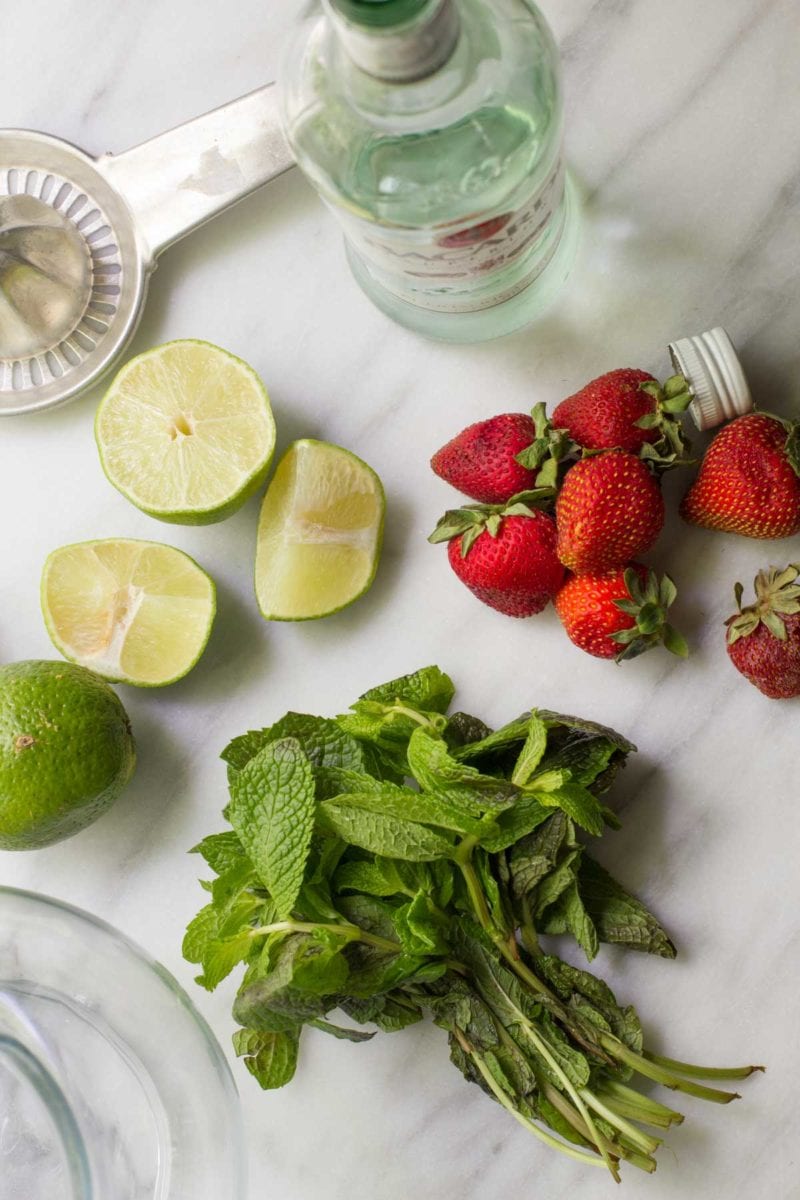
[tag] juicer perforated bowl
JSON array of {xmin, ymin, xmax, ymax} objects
[
  {"xmin": 0, "ymin": 887, "xmax": 247, "ymax": 1200},
  {"xmin": 0, "ymin": 83, "xmax": 294, "ymax": 416}
]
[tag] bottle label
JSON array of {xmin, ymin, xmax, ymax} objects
[{"xmin": 337, "ymin": 156, "xmax": 566, "ymax": 314}]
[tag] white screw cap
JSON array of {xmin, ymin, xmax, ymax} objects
[{"xmin": 668, "ymin": 327, "xmax": 753, "ymax": 432}]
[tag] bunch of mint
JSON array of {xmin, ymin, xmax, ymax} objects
[{"xmin": 184, "ymin": 666, "xmax": 760, "ymax": 1181}]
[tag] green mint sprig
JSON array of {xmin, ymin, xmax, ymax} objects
[{"xmin": 183, "ymin": 666, "xmax": 762, "ymax": 1179}]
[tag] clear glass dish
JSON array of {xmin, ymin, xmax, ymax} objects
[{"xmin": 0, "ymin": 887, "xmax": 246, "ymax": 1200}]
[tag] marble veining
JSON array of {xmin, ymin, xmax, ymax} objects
[{"xmin": 1, "ymin": 1, "xmax": 800, "ymax": 1197}]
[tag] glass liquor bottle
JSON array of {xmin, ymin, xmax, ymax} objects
[{"xmin": 279, "ymin": 0, "xmax": 578, "ymax": 342}]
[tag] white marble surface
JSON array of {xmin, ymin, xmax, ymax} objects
[{"xmin": 2, "ymin": 1, "xmax": 800, "ymax": 1197}]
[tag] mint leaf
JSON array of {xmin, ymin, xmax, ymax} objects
[
  {"xmin": 452, "ymin": 715, "xmax": 531, "ymax": 762},
  {"xmin": 334, "ymin": 858, "xmax": 408, "ymax": 898},
  {"xmin": 478, "ymin": 794, "xmax": 552, "ymax": 852},
  {"xmin": 233, "ymin": 1028, "xmax": 300, "ymax": 1090},
  {"xmin": 530, "ymin": 849, "xmax": 582, "ymax": 919},
  {"xmin": 316, "ymin": 801, "xmax": 457, "ymax": 862},
  {"xmin": 406, "ymin": 728, "xmax": 518, "ymax": 814},
  {"xmin": 317, "ymin": 767, "xmax": 494, "ymax": 838},
  {"xmin": 538, "ymin": 712, "xmax": 635, "ymax": 795},
  {"xmin": 182, "ymin": 898, "xmax": 261, "ymax": 991},
  {"xmin": 357, "ymin": 666, "xmax": 455, "ymax": 714},
  {"xmin": 229, "ymin": 737, "xmax": 316, "ymax": 920},
  {"xmin": 309, "ymin": 1019, "xmax": 375, "ymax": 1043},
  {"xmin": 509, "ymin": 812, "xmax": 568, "ymax": 899},
  {"xmin": 578, "ymin": 855, "xmax": 676, "ymax": 958},
  {"xmin": 444, "ymin": 711, "xmax": 493, "ymax": 750},
  {"xmin": 558, "ymin": 881, "xmax": 600, "ymax": 961},
  {"xmin": 233, "ymin": 933, "xmax": 346, "ymax": 1030},
  {"xmin": 537, "ymin": 955, "xmax": 643, "ymax": 1053},
  {"xmin": 511, "ymin": 713, "xmax": 548, "ymax": 786},
  {"xmin": 530, "ymin": 783, "xmax": 606, "ymax": 837},
  {"xmin": 363, "ymin": 997, "xmax": 425, "ymax": 1033},
  {"xmin": 190, "ymin": 830, "xmax": 247, "ymax": 876},
  {"xmin": 394, "ymin": 892, "xmax": 450, "ymax": 956},
  {"xmin": 224, "ymin": 713, "xmax": 365, "ymax": 774}
]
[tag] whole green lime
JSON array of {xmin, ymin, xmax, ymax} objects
[{"xmin": 0, "ymin": 661, "xmax": 136, "ymax": 850}]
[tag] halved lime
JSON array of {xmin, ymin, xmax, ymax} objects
[
  {"xmin": 42, "ymin": 539, "xmax": 216, "ymax": 687},
  {"xmin": 255, "ymin": 439, "xmax": 385, "ymax": 621},
  {"xmin": 95, "ymin": 340, "xmax": 276, "ymax": 525}
]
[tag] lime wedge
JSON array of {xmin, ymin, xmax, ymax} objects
[
  {"xmin": 41, "ymin": 539, "xmax": 216, "ymax": 687},
  {"xmin": 255, "ymin": 439, "xmax": 385, "ymax": 621},
  {"xmin": 95, "ymin": 340, "xmax": 276, "ymax": 525}
]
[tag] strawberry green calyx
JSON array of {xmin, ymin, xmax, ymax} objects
[
  {"xmin": 637, "ymin": 375, "xmax": 694, "ymax": 469},
  {"xmin": 612, "ymin": 569, "xmax": 689, "ymax": 662},
  {"xmin": 780, "ymin": 421, "xmax": 800, "ymax": 479},
  {"xmin": 726, "ymin": 564, "xmax": 800, "ymax": 644},
  {"xmin": 515, "ymin": 403, "xmax": 578, "ymax": 489},
  {"xmin": 428, "ymin": 489, "xmax": 554, "ymax": 558}
]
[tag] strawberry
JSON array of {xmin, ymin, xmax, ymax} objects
[
  {"xmin": 555, "ymin": 565, "xmax": 688, "ymax": 661},
  {"xmin": 680, "ymin": 413, "xmax": 800, "ymax": 538},
  {"xmin": 431, "ymin": 413, "xmax": 536, "ymax": 503},
  {"xmin": 725, "ymin": 564, "xmax": 800, "ymax": 698},
  {"xmin": 428, "ymin": 494, "xmax": 563, "ymax": 617},
  {"xmin": 430, "ymin": 404, "xmax": 572, "ymax": 504},
  {"xmin": 552, "ymin": 369, "xmax": 692, "ymax": 460},
  {"xmin": 555, "ymin": 451, "xmax": 665, "ymax": 573}
]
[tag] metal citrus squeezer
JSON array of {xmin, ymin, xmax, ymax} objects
[{"xmin": 0, "ymin": 84, "xmax": 295, "ymax": 416}]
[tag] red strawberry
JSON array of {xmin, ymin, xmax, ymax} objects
[
  {"xmin": 555, "ymin": 451, "xmax": 665, "ymax": 573},
  {"xmin": 431, "ymin": 413, "xmax": 537, "ymax": 504},
  {"xmin": 430, "ymin": 404, "xmax": 572, "ymax": 504},
  {"xmin": 552, "ymin": 369, "xmax": 692, "ymax": 458},
  {"xmin": 429, "ymin": 496, "xmax": 563, "ymax": 617},
  {"xmin": 555, "ymin": 565, "xmax": 688, "ymax": 661},
  {"xmin": 726, "ymin": 565, "xmax": 800, "ymax": 698},
  {"xmin": 681, "ymin": 413, "xmax": 800, "ymax": 538}
]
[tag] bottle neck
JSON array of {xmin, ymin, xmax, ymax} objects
[{"xmin": 323, "ymin": 0, "xmax": 461, "ymax": 83}]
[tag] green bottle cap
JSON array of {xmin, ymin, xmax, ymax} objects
[{"xmin": 331, "ymin": 0, "xmax": 431, "ymax": 28}]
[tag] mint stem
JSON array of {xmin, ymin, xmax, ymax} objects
[
  {"xmin": 249, "ymin": 920, "xmax": 400, "ymax": 955},
  {"xmin": 595, "ymin": 1081, "xmax": 684, "ymax": 1129},
  {"xmin": 600, "ymin": 1036, "xmax": 743, "ymax": 1103},
  {"xmin": 454, "ymin": 1031, "xmax": 610, "ymax": 1172},
  {"xmin": 578, "ymin": 1088, "xmax": 661, "ymax": 1156},
  {"xmin": 537, "ymin": 1075, "xmax": 654, "ymax": 1170},
  {"xmin": 643, "ymin": 1051, "xmax": 764, "ymax": 1080}
]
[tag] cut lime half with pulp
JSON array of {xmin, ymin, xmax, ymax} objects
[
  {"xmin": 255, "ymin": 439, "xmax": 385, "ymax": 621},
  {"xmin": 95, "ymin": 340, "xmax": 276, "ymax": 525},
  {"xmin": 42, "ymin": 539, "xmax": 217, "ymax": 687}
]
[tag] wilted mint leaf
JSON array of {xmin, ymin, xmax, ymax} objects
[
  {"xmin": 537, "ymin": 712, "xmax": 635, "ymax": 795},
  {"xmin": 233, "ymin": 933, "xmax": 346, "ymax": 1031},
  {"xmin": 578, "ymin": 855, "xmax": 676, "ymax": 958},
  {"xmin": 233, "ymin": 1028, "xmax": 300, "ymax": 1090}
]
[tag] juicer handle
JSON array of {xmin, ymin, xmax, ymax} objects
[{"xmin": 97, "ymin": 82, "xmax": 295, "ymax": 262}]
